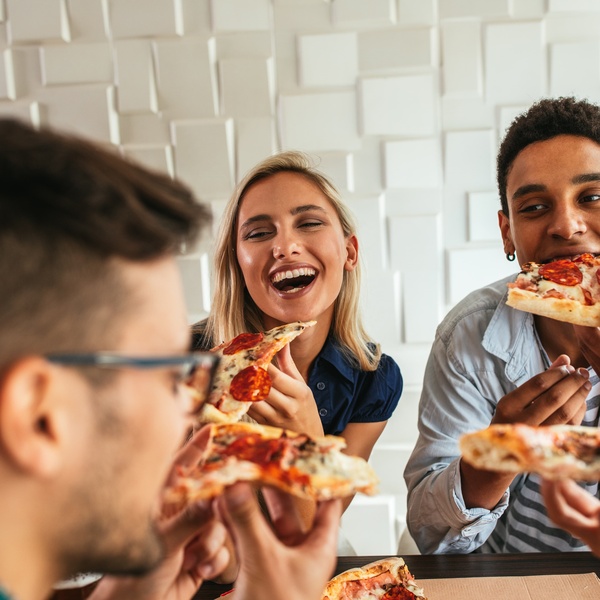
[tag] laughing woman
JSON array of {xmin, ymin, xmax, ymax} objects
[{"xmin": 192, "ymin": 151, "xmax": 402, "ymax": 508}]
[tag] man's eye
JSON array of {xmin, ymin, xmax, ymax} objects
[
  {"xmin": 519, "ymin": 203, "xmax": 546, "ymax": 213},
  {"xmin": 581, "ymin": 194, "xmax": 600, "ymax": 204}
]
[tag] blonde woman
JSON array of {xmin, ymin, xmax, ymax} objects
[{"xmin": 193, "ymin": 150, "xmax": 402, "ymax": 477}]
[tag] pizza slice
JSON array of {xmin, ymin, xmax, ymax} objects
[
  {"xmin": 460, "ymin": 423, "xmax": 600, "ymax": 481},
  {"xmin": 163, "ymin": 421, "xmax": 378, "ymax": 506},
  {"xmin": 187, "ymin": 320, "xmax": 316, "ymax": 424},
  {"xmin": 506, "ymin": 253, "xmax": 600, "ymax": 326},
  {"xmin": 321, "ymin": 557, "xmax": 427, "ymax": 600}
]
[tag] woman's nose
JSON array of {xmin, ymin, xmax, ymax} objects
[{"xmin": 272, "ymin": 239, "xmax": 300, "ymax": 259}]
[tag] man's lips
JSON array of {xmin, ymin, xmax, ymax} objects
[{"xmin": 542, "ymin": 252, "xmax": 600, "ymax": 263}]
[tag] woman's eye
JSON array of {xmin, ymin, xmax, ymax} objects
[
  {"xmin": 245, "ymin": 229, "xmax": 272, "ymax": 240},
  {"xmin": 299, "ymin": 220, "xmax": 323, "ymax": 229}
]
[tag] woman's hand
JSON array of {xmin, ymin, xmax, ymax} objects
[{"xmin": 247, "ymin": 345, "xmax": 324, "ymax": 437}]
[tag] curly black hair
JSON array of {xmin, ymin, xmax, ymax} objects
[{"xmin": 497, "ymin": 97, "xmax": 600, "ymax": 215}]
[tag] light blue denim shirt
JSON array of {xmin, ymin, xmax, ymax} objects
[{"xmin": 404, "ymin": 275, "xmax": 550, "ymax": 554}]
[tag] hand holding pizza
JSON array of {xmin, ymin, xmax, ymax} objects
[
  {"xmin": 247, "ymin": 344, "xmax": 324, "ymax": 438},
  {"xmin": 541, "ymin": 478, "xmax": 600, "ymax": 557},
  {"xmin": 573, "ymin": 323, "xmax": 600, "ymax": 378},
  {"xmin": 218, "ymin": 482, "xmax": 341, "ymax": 600},
  {"xmin": 492, "ymin": 354, "xmax": 590, "ymax": 427}
]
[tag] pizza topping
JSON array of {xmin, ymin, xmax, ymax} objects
[
  {"xmin": 230, "ymin": 365, "xmax": 271, "ymax": 402},
  {"xmin": 538, "ymin": 259, "xmax": 583, "ymax": 286},
  {"xmin": 222, "ymin": 332, "xmax": 264, "ymax": 355},
  {"xmin": 382, "ymin": 587, "xmax": 418, "ymax": 599}
]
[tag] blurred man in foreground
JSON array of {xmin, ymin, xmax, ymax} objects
[{"xmin": 0, "ymin": 118, "xmax": 341, "ymax": 600}]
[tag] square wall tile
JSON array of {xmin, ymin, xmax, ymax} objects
[
  {"xmin": 441, "ymin": 21, "xmax": 481, "ymax": 95},
  {"xmin": 67, "ymin": 0, "xmax": 108, "ymax": 41},
  {"xmin": 511, "ymin": 0, "xmax": 545, "ymax": 18},
  {"xmin": 397, "ymin": 0, "xmax": 436, "ymax": 25},
  {"xmin": 358, "ymin": 28, "xmax": 434, "ymax": 72},
  {"xmin": 6, "ymin": 0, "xmax": 69, "ymax": 43},
  {"xmin": 384, "ymin": 138, "xmax": 442, "ymax": 189},
  {"xmin": 498, "ymin": 105, "xmax": 528, "ymax": 139},
  {"xmin": 298, "ymin": 32, "xmax": 358, "ymax": 87},
  {"xmin": 402, "ymin": 268, "xmax": 442, "ymax": 343},
  {"xmin": 154, "ymin": 37, "xmax": 218, "ymax": 118},
  {"xmin": 441, "ymin": 96, "xmax": 494, "ymax": 131},
  {"xmin": 438, "ymin": 0, "xmax": 510, "ymax": 19},
  {"xmin": 550, "ymin": 41, "xmax": 600, "ymax": 98},
  {"xmin": 549, "ymin": 0, "xmax": 600, "ymax": 10},
  {"xmin": 378, "ymin": 386, "xmax": 421, "ymax": 445},
  {"xmin": 177, "ymin": 254, "xmax": 212, "ymax": 316},
  {"xmin": 106, "ymin": 0, "xmax": 178, "ymax": 38},
  {"xmin": 346, "ymin": 194, "xmax": 387, "ymax": 270},
  {"xmin": 389, "ymin": 214, "xmax": 441, "ymax": 272},
  {"xmin": 546, "ymin": 14, "xmax": 600, "ymax": 43},
  {"xmin": 468, "ymin": 191, "xmax": 502, "ymax": 242},
  {"xmin": 385, "ymin": 189, "xmax": 443, "ymax": 217},
  {"xmin": 171, "ymin": 118, "xmax": 235, "ymax": 200},
  {"xmin": 360, "ymin": 74, "xmax": 436, "ymax": 136},
  {"xmin": 216, "ymin": 32, "xmax": 273, "ymax": 59},
  {"xmin": 314, "ymin": 151, "xmax": 354, "ymax": 194},
  {"xmin": 211, "ymin": 0, "xmax": 271, "ymax": 32},
  {"xmin": 41, "ymin": 42, "xmax": 112, "ymax": 85},
  {"xmin": 484, "ymin": 22, "xmax": 544, "ymax": 105},
  {"xmin": 447, "ymin": 244, "xmax": 516, "ymax": 307},
  {"xmin": 331, "ymin": 0, "xmax": 396, "ymax": 28},
  {"xmin": 122, "ymin": 145, "xmax": 174, "ymax": 178},
  {"xmin": 5, "ymin": 47, "xmax": 43, "ymax": 99},
  {"xmin": 118, "ymin": 113, "xmax": 170, "ymax": 146},
  {"xmin": 220, "ymin": 57, "xmax": 274, "ymax": 117},
  {"xmin": 279, "ymin": 91, "xmax": 360, "ymax": 152},
  {"xmin": 179, "ymin": 0, "xmax": 212, "ymax": 35},
  {"xmin": 444, "ymin": 129, "xmax": 495, "ymax": 190}
]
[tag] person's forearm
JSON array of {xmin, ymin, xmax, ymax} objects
[{"xmin": 460, "ymin": 460, "xmax": 514, "ymax": 510}]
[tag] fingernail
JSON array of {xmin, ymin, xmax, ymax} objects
[
  {"xmin": 585, "ymin": 381, "xmax": 592, "ymax": 391},
  {"xmin": 565, "ymin": 365, "xmax": 576, "ymax": 374},
  {"xmin": 578, "ymin": 367, "xmax": 590, "ymax": 378}
]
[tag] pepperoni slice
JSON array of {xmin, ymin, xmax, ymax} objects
[
  {"xmin": 538, "ymin": 259, "xmax": 583, "ymax": 286},
  {"xmin": 223, "ymin": 332, "xmax": 264, "ymax": 355},
  {"xmin": 230, "ymin": 365, "xmax": 271, "ymax": 402},
  {"xmin": 382, "ymin": 586, "xmax": 417, "ymax": 599}
]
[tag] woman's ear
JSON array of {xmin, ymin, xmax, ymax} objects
[
  {"xmin": 344, "ymin": 234, "xmax": 359, "ymax": 272},
  {"xmin": 0, "ymin": 357, "xmax": 65, "ymax": 478}
]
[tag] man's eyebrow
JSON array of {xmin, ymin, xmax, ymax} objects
[
  {"xmin": 572, "ymin": 172, "xmax": 600, "ymax": 185},
  {"xmin": 511, "ymin": 183, "xmax": 546, "ymax": 200}
]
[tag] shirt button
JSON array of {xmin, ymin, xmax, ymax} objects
[
  {"xmin": 319, "ymin": 408, "xmax": 328, "ymax": 416},
  {"xmin": 316, "ymin": 382, "xmax": 326, "ymax": 390}
]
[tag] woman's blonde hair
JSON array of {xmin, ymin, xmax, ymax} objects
[{"xmin": 201, "ymin": 151, "xmax": 380, "ymax": 371}]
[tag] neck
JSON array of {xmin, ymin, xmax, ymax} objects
[
  {"xmin": 289, "ymin": 320, "xmax": 331, "ymax": 381},
  {"xmin": 534, "ymin": 316, "xmax": 588, "ymax": 369}
]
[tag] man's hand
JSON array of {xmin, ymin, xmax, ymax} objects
[
  {"xmin": 541, "ymin": 479, "xmax": 600, "ymax": 557},
  {"xmin": 219, "ymin": 482, "xmax": 342, "ymax": 600}
]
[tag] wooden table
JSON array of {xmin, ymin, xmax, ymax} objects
[{"xmin": 192, "ymin": 552, "xmax": 600, "ymax": 599}]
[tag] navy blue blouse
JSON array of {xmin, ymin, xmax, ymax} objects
[{"xmin": 308, "ymin": 336, "xmax": 402, "ymax": 436}]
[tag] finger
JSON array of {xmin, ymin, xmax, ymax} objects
[
  {"xmin": 303, "ymin": 499, "xmax": 343, "ymax": 552},
  {"xmin": 541, "ymin": 479, "xmax": 596, "ymax": 530},
  {"xmin": 533, "ymin": 371, "xmax": 590, "ymax": 425},
  {"xmin": 261, "ymin": 486, "xmax": 307, "ymax": 541},
  {"xmin": 273, "ymin": 344, "xmax": 303, "ymax": 380},
  {"xmin": 548, "ymin": 354, "xmax": 571, "ymax": 369},
  {"xmin": 158, "ymin": 500, "xmax": 214, "ymax": 553}
]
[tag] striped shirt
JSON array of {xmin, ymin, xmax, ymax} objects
[{"xmin": 481, "ymin": 369, "xmax": 600, "ymax": 553}]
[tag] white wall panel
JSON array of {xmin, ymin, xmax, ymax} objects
[
  {"xmin": 220, "ymin": 57, "xmax": 274, "ymax": 117},
  {"xmin": 512, "ymin": 0, "xmax": 545, "ymax": 18},
  {"xmin": 549, "ymin": 0, "xmax": 600, "ymax": 11},
  {"xmin": 6, "ymin": 0, "xmax": 69, "ymax": 43},
  {"xmin": 468, "ymin": 191, "xmax": 501, "ymax": 242},
  {"xmin": 438, "ymin": 0, "xmax": 510, "ymax": 19},
  {"xmin": 113, "ymin": 40, "xmax": 157, "ymax": 113},
  {"xmin": 358, "ymin": 28, "xmax": 434, "ymax": 72},
  {"xmin": 331, "ymin": 0, "xmax": 396, "ymax": 28},
  {"xmin": 235, "ymin": 117, "xmax": 277, "ymax": 180},
  {"xmin": 179, "ymin": 0, "xmax": 212, "ymax": 34},
  {"xmin": 171, "ymin": 119, "xmax": 235, "ymax": 200},
  {"xmin": 279, "ymin": 91, "xmax": 360, "ymax": 151},
  {"xmin": 107, "ymin": 0, "xmax": 178, "ymax": 38},
  {"xmin": 315, "ymin": 152, "xmax": 354, "ymax": 193},
  {"xmin": 298, "ymin": 32, "xmax": 358, "ymax": 87},
  {"xmin": 498, "ymin": 105, "xmax": 528, "ymax": 139},
  {"xmin": 177, "ymin": 254, "xmax": 211, "ymax": 317},
  {"xmin": 550, "ymin": 41, "xmax": 600, "ymax": 101},
  {"xmin": 384, "ymin": 138, "xmax": 442, "ymax": 189},
  {"xmin": 444, "ymin": 129, "xmax": 495, "ymax": 189},
  {"xmin": 346, "ymin": 194, "xmax": 387, "ymax": 270},
  {"xmin": 118, "ymin": 113, "xmax": 170, "ymax": 146},
  {"xmin": 389, "ymin": 214, "xmax": 441, "ymax": 272},
  {"xmin": 360, "ymin": 74, "xmax": 436, "ymax": 136},
  {"xmin": 441, "ymin": 21, "xmax": 481, "ymax": 96},
  {"xmin": 485, "ymin": 22, "xmax": 545, "ymax": 105},
  {"xmin": 447, "ymin": 245, "xmax": 517, "ymax": 306},
  {"xmin": 41, "ymin": 42, "xmax": 112, "ymax": 85},
  {"xmin": 441, "ymin": 96, "xmax": 495, "ymax": 131},
  {"xmin": 154, "ymin": 38, "xmax": 218, "ymax": 118},
  {"xmin": 122, "ymin": 145, "xmax": 174, "ymax": 177},
  {"xmin": 397, "ymin": 0, "xmax": 436, "ymax": 25},
  {"xmin": 5, "ymin": 47, "xmax": 43, "ymax": 100},
  {"xmin": 360, "ymin": 269, "xmax": 402, "ymax": 347},
  {"xmin": 217, "ymin": 32, "xmax": 273, "ymax": 59},
  {"xmin": 211, "ymin": 0, "xmax": 271, "ymax": 32},
  {"xmin": 386, "ymin": 189, "xmax": 443, "ymax": 216},
  {"xmin": 545, "ymin": 14, "xmax": 600, "ymax": 43},
  {"xmin": 67, "ymin": 0, "xmax": 107, "ymax": 41}
]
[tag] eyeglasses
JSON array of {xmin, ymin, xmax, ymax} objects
[{"xmin": 46, "ymin": 351, "xmax": 220, "ymax": 416}]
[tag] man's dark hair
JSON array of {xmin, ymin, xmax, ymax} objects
[
  {"xmin": 497, "ymin": 96, "xmax": 600, "ymax": 215},
  {"xmin": 0, "ymin": 118, "xmax": 210, "ymax": 368}
]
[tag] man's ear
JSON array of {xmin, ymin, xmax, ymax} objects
[
  {"xmin": 344, "ymin": 234, "xmax": 359, "ymax": 272},
  {"xmin": 498, "ymin": 210, "xmax": 515, "ymax": 256},
  {"xmin": 0, "ymin": 357, "xmax": 66, "ymax": 478}
]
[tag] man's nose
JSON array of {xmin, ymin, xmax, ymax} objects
[{"xmin": 548, "ymin": 203, "xmax": 587, "ymax": 239}]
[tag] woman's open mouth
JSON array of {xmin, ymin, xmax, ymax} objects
[{"xmin": 271, "ymin": 267, "xmax": 316, "ymax": 294}]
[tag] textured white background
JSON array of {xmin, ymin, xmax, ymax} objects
[{"xmin": 2, "ymin": 0, "xmax": 599, "ymax": 553}]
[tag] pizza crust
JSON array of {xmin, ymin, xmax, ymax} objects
[
  {"xmin": 507, "ymin": 287, "xmax": 600, "ymax": 327},
  {"xmin": 460, "ymin": 424, "xmax": 600, "ymax": 481}
]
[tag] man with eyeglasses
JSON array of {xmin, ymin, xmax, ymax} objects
[{"xmin": 0, "ymin": 118, "xmax": 342, "ymax": 600}]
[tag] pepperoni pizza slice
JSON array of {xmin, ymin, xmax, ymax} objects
[
  {"xmin": 187, "ymin": 321, "xmax": 315, "ymax": 424},
  {"xmin": 321, "ymin": 557, "xmax": 427, "ymax": 600},
  {"xmin": 507, "ymin": 253, "xmax": 600, "ymax": 326},
  {"xmin": 163, "ymin": 421, "xmax": 379, "ymax": 506},
  {"xmin": 460, "ymin": 423, "xmax": 600, "ymax": 481}
]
